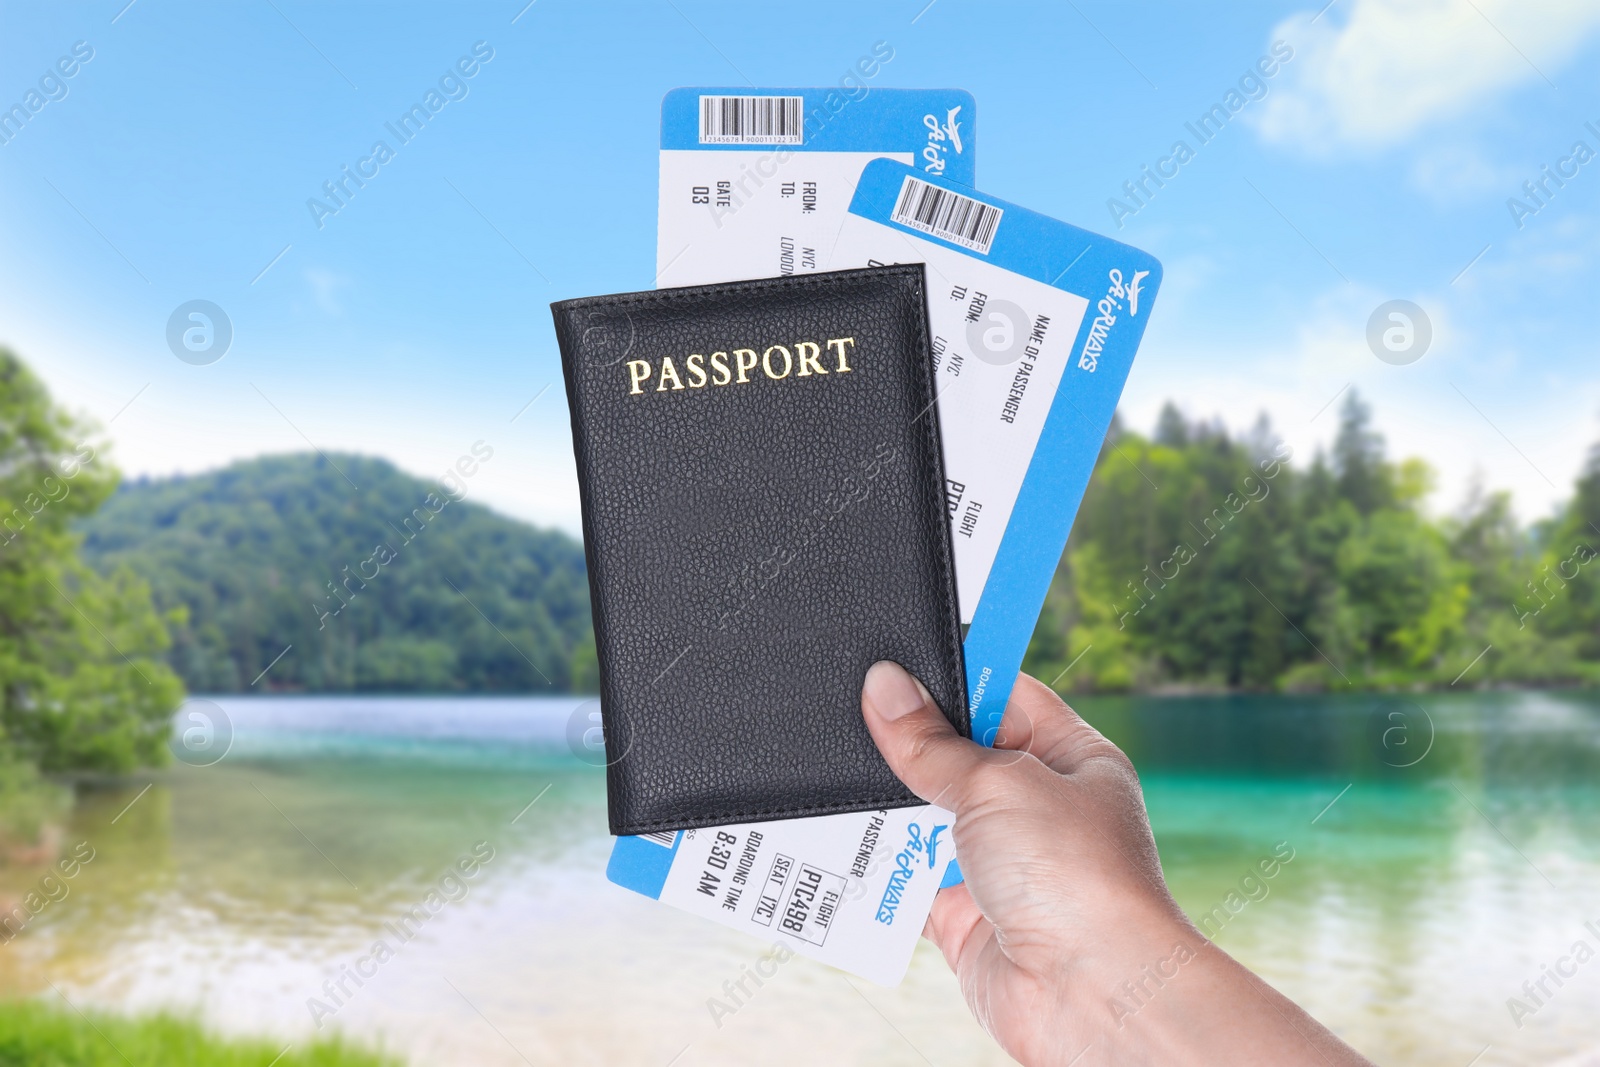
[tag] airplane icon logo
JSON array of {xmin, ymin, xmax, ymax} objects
[
  {"xmin": 943, "ymin": 107, "xmax": 964, "ymax": 154},
  {"xmin": 1126, "ymin": 269, "xmax": 1149, "ymax": 316}
]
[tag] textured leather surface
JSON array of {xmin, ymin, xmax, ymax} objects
[{"xmin": 552, "ymin": 264, "xmax": 969, "ymax": 835}]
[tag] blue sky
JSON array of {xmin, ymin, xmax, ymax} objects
[{"xmin": 3, "ymin": 0, "xmax": 1599, "ymax": 535}]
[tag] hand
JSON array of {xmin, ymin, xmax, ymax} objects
[{"xmin": 860, "ymin": 662, "xmax": 1373, "ymax": 1067}]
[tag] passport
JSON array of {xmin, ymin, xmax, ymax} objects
[{"xmin": 551, "ymin": 265, "xmax": 968, "ymax": 835}]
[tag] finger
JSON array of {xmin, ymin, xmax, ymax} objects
[
  {"xmin": 991, "ymin": 673, "xmax": 1124, "ymax": 776},
  {"xmin": 923, "ymin": 883, "xmax": 987, "ymax": 971},
  {"xmin": 862, "ymin": 660, "xmax": 998, "ymax": 812}
]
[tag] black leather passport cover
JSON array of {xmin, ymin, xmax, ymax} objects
[{"xmin": 551, "ymin": 265, "xmax": 968, "ymax": 835}]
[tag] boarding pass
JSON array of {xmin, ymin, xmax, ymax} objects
[
  {"xmin": 657, "ymin": 86, "xmax": 975, "ymax": 287},
  {"xmin": 831, "ymin": 158, "xmax": 1162, "ymax": 679}
]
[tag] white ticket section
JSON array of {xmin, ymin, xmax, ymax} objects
[
  {"xmin": 831, "ymin": 213, "xmax": 1090, "ymax": 621},
  {"xmin": 655, "ymin": 803, "xmax": 955, "ymax": 986},
  {"xmin": 656, "ymin": 149, "xmax": 913, "ymax": 287}
]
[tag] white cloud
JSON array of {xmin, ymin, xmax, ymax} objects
[{"xmin": 1257, "ymin": 0, "xmax": 1600, "ymax": 152}]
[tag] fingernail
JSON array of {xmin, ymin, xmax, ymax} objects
[{"xmin": 864, "ymin": 661, "xmax": 930, "ymax": 721}]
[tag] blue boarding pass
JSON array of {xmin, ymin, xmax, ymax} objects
[
  {"xmin": 831, "ymin": 158, "xmax": 1162, "ymax": 753},
  {"xmin": 656, "ymin": 86, "xmax": 975, "ymax": 288},
  {"xmin": 612, "ymin": 129, "xmax": 1161, "ymax": 987}
]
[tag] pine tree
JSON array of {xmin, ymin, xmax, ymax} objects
[{"xmin": 1331, "ymin": 390, "xmax": 1392, "ymax": 516}]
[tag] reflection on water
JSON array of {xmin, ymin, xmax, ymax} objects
[{"xmin": 2, "ymin": 692, "xmax": 1597, "ymax": 1065}]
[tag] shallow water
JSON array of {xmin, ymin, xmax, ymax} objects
[{"xmin": 3, "ymin": 691, "xmax": 1597, "ymax": 1065}]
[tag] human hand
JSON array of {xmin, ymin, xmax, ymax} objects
[{"xmin": 860, "ymin": 661, "xmax": 1372, "ymax": 1067}]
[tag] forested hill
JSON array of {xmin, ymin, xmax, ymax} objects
[{"xmin": 79, "ymin": 453, "xmax": 595, "ymax": 693}]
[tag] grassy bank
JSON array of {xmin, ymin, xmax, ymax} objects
[{"xmin": 0, "ymin": 1000, "xmax": 397, "ymax": 1067}]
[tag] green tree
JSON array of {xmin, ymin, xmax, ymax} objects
[
  {"xmin": 1522, "ymin": 436, "xmax": 1600, "ymax": 661},
  {"xmin": 1021, "ymin": 389, "xmax": 1593, "ymax": 693},
  {"xmin": 0, "ymin": 349, "xmax": 183, "ymax": 773},
  {"xmin": 1331, "ymin": 391, "xmax": 1393, "ymax": 515}
]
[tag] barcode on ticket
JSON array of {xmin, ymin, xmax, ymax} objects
[
  {"xmin": 639, "ymin": 830, "xmax": 679, "ymax": 848},
  {"xmin": 698, "ymin": 95, "xmax": 804, "ymax": 144},
  {"xmin": 891, "ymin": 176, "xmax": 1003, "ymax": 254}
]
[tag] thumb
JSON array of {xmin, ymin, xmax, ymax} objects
[{"xmin": 862, "ymin": 661, "xmax": 993, "ymax": 812}]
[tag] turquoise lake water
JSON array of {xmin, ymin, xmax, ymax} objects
[{"xmin": 3, "ymin": 690, "xmax": 1597, "ymax": 1065}]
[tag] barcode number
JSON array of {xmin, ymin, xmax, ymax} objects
[
  {"xmin": 699, "ymin": 95, "xmax": 804, "ymax": 145},
  {"xmin": 891, "ymin": 176, "xmax": 1003, "ymax": 254}
]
